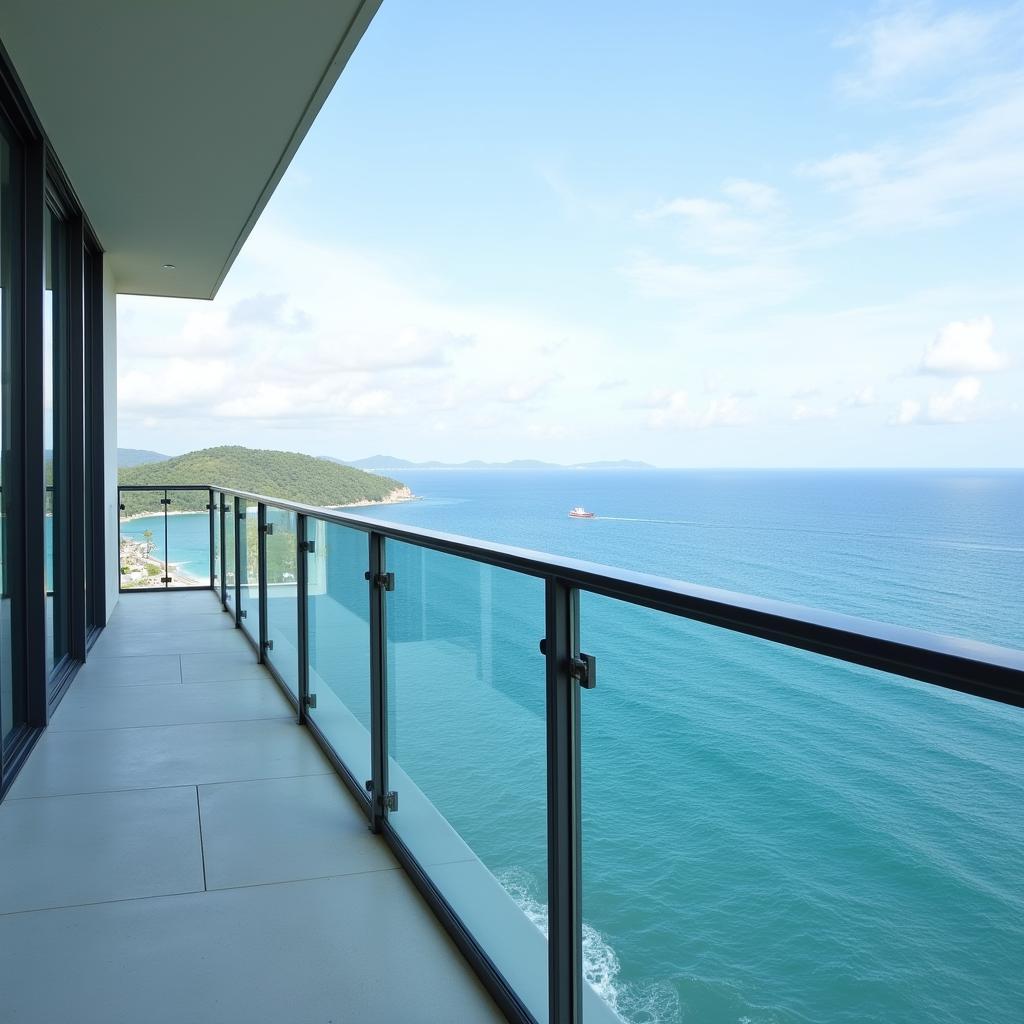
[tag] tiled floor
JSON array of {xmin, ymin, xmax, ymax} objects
[{"xmin": 0, "ymin": 589, "xmax": 504, "ymax": 1024}]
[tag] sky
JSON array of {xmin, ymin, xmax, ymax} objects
[{"xmin": 117, "ymin": 0, "xmax": 1024, "ymax": 467}]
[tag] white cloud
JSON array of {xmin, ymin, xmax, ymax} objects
[
  {"xmin": 644, "ymin": 178, "xmax": 784, "ymax": 255},
  {"xmin": 849, "ymin": 385, "xmax": 877, "ymax": 407},
  {"xmin": 118, "ymin": 221, "xmax": 606, "ymax": 430},
  {"xmin": 890, "ymin": 375, "xmax": 982, "ymax": 424},
  {"xmin": 803, "ymin": 150, "xmax": 888, "ymax": 191},
  {"xmin": 838, "ymin": 3, "xmax": 1001, "ymax": 97},
  {"xmin": 722, "ymin": 179, "xmax": 782, "ymax": 212},
  {"xmin": 921, "ymin": 316, "xmax": 1009, "ymax": 374},
  {"xmin": 891, "ymin": 398, "xmax": 923, "ymax": 425},
  {"xmin": 791, "ymin": 402, "xmax": 837, "ymax": 422},
  {"xmin": 635, "ymin": 389, "xmax": 750, "ymax": 430},
  {"xmin": 801, "ymin": 79, "xmax": 1024, "ymax": 231},
  {"xmin": 624, "ymin": 256, "xmax": 805, "ymax": 313}
]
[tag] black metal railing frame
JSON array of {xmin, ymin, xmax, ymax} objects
[{"xmin": 115, "ymin": 482, "xmax": 1024, "ymax": 1024}]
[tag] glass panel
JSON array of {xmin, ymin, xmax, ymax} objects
[
  {"xmin": 306, "ymin": 521, "xmax": 370, "ymax": 783},
  {"xmin": 118, "ymin": 489, "xmax": 167, "ymax": 590},
  {"xmin": 0, "ymin": 122, "xmax": 20, "ymax": 747},
  {"xmin": 224, "ymin": 498, "xmax": 236, "ymax": 609},
  {"xmin": 44, "ymin": 204, "xmax": 70, "ymax": 679},
  {"xmin": 237, "ymin": 500, "xmax": 259, "ymax": 640},
  {"xmin": 163, "ymin": 489, "xmax": 211, "ymax": 588},
  {"xmin": 264, "ymin": 508, "xmax": 299, "ymax": 698},
  {"xmin": 385, "ymin": 542, "xmax": 549, "ymax": 1021},
  {"xmin": 580, "ymin": 595, "xmax": 1024, "ymax": 1024}
]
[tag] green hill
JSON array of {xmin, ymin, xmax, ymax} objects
[{"xmin": 118, "ymin": 446, "xmax": 405, "ymax": 517}]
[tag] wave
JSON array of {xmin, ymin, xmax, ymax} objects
[{"xmin": 498, "ymin": 867, "xmax": 680, "ymax": 1024}]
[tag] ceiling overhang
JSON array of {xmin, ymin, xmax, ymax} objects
[{"xmin": 0, "ymin": 0, "xmax": 380, "ymax": 298}]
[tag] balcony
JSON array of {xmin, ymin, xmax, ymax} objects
[{"xmin": 3, "ymin": 483, "xmax": 1023, "ymax": 1024}]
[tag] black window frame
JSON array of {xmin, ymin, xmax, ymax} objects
[{"xmin": 0, "ymin": 40, "xmax": 106, "ymax": 795}]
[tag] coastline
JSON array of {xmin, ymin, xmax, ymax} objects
[{"xmin": 325, "ymin": 485, "xmax": 417, "ymax": 511}]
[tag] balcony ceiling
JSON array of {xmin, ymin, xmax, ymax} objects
[{"xmin": 0, "ymin": 0, "xmax": 380, "ymax": 299}]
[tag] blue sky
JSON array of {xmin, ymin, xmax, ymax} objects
[{"xmin": 118, "ymin": 1, "xmax": 1023, "ymax": 466}]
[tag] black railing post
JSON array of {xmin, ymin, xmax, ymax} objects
[
  {"xmin": 368, "ymin": 531, "xmax": 390, "ymax": 834},
  {"xmin": 162, "ymin": 489, "xmax": 170, "ymax": 588},
  {"xmin": 117, "ymin": 487, "xmax": 124, "ymax": 593},
  {"xmin": 233, "ymin": 496, "xmax": 241, "ymax": 626},
  {"xmin": 545, "ymin": 577, "xmax": 583, "ymax": 1024},
  {"xmin": 218, "ymin": 495, "xmax": 227, "ymax": 607},
  {"xmin": 257, "ymin": 502, "xmax": 268, "ymax": 663},
  {"xmin": 296, "ymin": 513, "xmax": 310, "ymax": 726},
  {"xmin": 208, "ymin": 488, "xmax": 215, "ymax": 589}
]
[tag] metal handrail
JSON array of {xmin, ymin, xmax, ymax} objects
[{"xmin": 118, "ymin": 482, "xmax": 1024, "ymax": 707}]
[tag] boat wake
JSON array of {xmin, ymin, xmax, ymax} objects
[{"xmin": 498, "ymin": 867, "xmax": 680, "ymax": 1024}]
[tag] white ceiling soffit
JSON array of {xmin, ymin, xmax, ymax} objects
[{"xmin": 0, "ymin": 0, "xmax": 380, "ymax": 299}]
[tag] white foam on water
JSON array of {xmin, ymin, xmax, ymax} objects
[{"xmin": 498, "ymin": 868, "xmax": 680, "ymax": 1024}]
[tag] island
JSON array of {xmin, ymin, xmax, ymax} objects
[
  {"xmin": 117, "ymin": 446, "xmax": 411, "ymax": 588},
  {"xmin": 118, "ymin": 445, "xmax": 410, "ymax": 517}
]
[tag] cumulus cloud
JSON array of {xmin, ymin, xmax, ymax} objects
[
  {"xmin": 920, "ymin": 316, "xmax": 1008, "ymax": 374},
  {"xmin": 117, "ymin": 221, "xmax": 609, "ymax": 441},
  {"xmin": 890, "ymin": 375, "xmax": 982, "ymax": 424}
]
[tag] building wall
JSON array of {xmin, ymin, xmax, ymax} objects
[{"xmin": 102, "ymin": 257, "xmax": 118, "ymax": 621}]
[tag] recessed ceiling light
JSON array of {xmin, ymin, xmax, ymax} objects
[{"xmin": 162, "ymin": 263, "xmax": 176, "ymax": 270}]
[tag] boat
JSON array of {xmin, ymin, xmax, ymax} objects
[{"xmin": 568, "ymin": 506, "xmax": 596, "ymax": 519}]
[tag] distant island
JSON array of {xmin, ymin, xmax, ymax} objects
[
  {"xmin": 321, "ymin": 454, "xmax": 656, "ymax": 471},
  {"xmin": 118, "ymin": 447, "xmax": 171, "ymax": 468},
  {"xmin": 118, "ymin": 446, "xmax": 410, "ymax": 518}
]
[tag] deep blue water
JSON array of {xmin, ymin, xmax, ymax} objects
[
  {"xmin": 346, "ymin": 470, "xmax": 1024, "ymax": 1024},
  {"xmin": 128, "ymin": 471, "xmax": 1024, "ymax": 1023}
]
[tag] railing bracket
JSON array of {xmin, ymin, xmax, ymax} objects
[
  {"xmin": 239, "ymin": 609, "xmax": 247, "ymax": 619},
  {"xmin": 160, "ymin": 577, "xmax": 172, "ymax": 584},
  {"xmin": 365, "ymin": 571, "xmax": 395, "ymax": 592},
  {"xmin": 385, "ymin": 790, "xmax": 399, "ymax": 812},
  {"xmin": 262, "ymin": 639, "xmax": 274, "ymax": 651},
  {"xmin": 159, "ymin": 497, "xmax": 171, "ymax": 506},
  {"xmin": 262, "ymin": 522, "xmax": 273, "ymax": 535},
  {"xmin": 299, "ymin": 539, "xmax": 315, "ymax": 553},
  {"xmin": 539, "ymin": 639, "xmax": 595, "ymax": 688},
  {"xmin": 571, "ymin": 653, "xmax": 596, "ymax": 689},
  {"xmin": 304, "ymin": 692, "xmax": 317, "ymax": 709}
]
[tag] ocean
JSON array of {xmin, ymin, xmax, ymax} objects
[{"xmin": 126, "ymin": 470, "xmax": 1024, "ymax": 1024}]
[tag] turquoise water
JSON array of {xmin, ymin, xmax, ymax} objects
[
  {"xmin": 151, "ymin": 471, "xmax": 1023, "ymax": 1023},
  {"xmin": 119, "ymin": 514, "xmax": 211, "ymax": 581},
  {"xmin": 342, "ymin": 470, "xmax": 1024, "ymax": 1024}
]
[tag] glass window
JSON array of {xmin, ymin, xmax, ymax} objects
[
  {"xmin": 0, "ymin": 123, "xmax": 20, "ymax": 749},
  {"xmin": 44, "ymin": 203, "xmax": 70, "ymax": 682}
]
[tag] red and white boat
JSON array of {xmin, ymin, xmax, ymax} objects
[{"xmin": 568, "ymin": 506, "xmax": 596, "ymax": 519}]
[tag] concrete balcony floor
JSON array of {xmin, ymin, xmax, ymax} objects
[{"xmin": 0, "ymin": 589, "xmax": 504, "ymax": 1024}]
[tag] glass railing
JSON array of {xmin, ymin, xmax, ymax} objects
[
  {"xmin": 114, "ymin": 483, "xmax": 1024, "ymax": 1024},
  {"xmin": 117, "ymin": 486, "xmax": 213, "ymax": 590}
]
